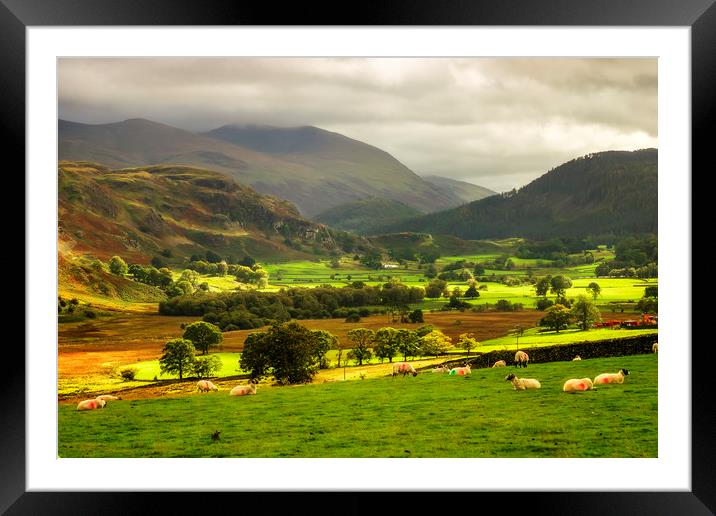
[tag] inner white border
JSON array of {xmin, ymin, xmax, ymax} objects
[{"xmin": 27, "ymin": 27, "xmax": 690, "ymax": 492}]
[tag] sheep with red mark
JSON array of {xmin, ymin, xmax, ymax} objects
[
  {"xmin": 563, "ymin": 377, "xmax": 595, "ymax": 393},
  {"xmin": 448, "ymin": 364, "xmax": 471, "ymax": 376},
  {"xmin": 514, "ymin": 350, "xmax": 529, "ymax": 368},
  {"xmin": 230, "ymin": 379, "xmax": 257, "ymax": 396},
  {"xmin": 197, "ymin": 380, "xmax": 219, "ymax": 392},
  {"xmin": 504, "ymin": 373, "xmax": 541, "ymax": 390},
  {"xmin": 77, "ymin": 398, "xmax": 106, "ymax": 411},
  {"xmin": 392, "ymin": 362, "xmax": 418, "ymax": 378},
  {"xmin": 492, "ymin": 360, "xmax": 507, "ymax": 368},
  {"xmin": 594, "ymin": 369, "xmax": 630, "ymax": 385}
]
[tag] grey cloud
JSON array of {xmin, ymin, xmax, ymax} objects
[{"xmin": 58, "ymin": 57, "xmax": 657, "ymax": 192}]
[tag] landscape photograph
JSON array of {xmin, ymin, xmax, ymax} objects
[{"xmin": 57, "ymin": 57, "xmax": 658, "ymax": 459}]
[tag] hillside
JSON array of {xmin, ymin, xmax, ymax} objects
[
  {"xmin": 59, "ymin": 119, "xmax": 465, "ymax": 217},
  {"xmin": 313, "ymin": 197, "xmax": 423, "ymax": 235},
  {"xmin": 58, "ymin": 161, "xmax": 370, "ymax": 267},
  {"xmin": 378, "ymin": 149, "xmax": 658, "ymax": 240},
  {"xmin": 422, "ymin": 175, "xmax": 496, "ymax": 204}
]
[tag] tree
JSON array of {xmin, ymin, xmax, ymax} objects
[
  {"xmin": 424, "ymin": 264, "xmax": 438, "ymax": 279},
  {"xmin": 644, "ymin": 285, "xmax": 658, "ymax": 298},
  {"xmin": 159, "ymin": 338, "xmax": 196, "ymax": 380},
  {"xmin": 311, "ymin": 330, "xmax": 338, "ymax": 369},
  {"xmin": 541, "ymin": 304, "xmax": 572, "ymax": 333},
  {"xmin": 151, "ymin": 256, "xmax": 167, "ymax": 269},
  {"xmin": 451, "ymin": 286, "xmax": 463, "ymax": 298},
  {"xmin": 108, "ymin": 255, "xmax": 128, "ymax": 276},
  {"xmin": 425, "ymin": 279, "xmax": 449, "ymax": 299},
  {"xmin": 206, "ymin": 250, "xmax": 223, "ymax": 263},
  {"xmin": 359, "ymin": 250, "xmax": 383, "ymax": 269},
  {"xmin": 457, "ymin": 332, "xmax": 479, "ymax": 357},
  {"xmin": 513, "ymin": 325, "xmax": 525, "ymax": 349},
  {"xmin": 408, "ymin": 309, "xmax": 424, "ymax": 323},
  {"xmin": 586, "ymin": 282, "xmax": 601, "ymax": 300},
  {"xmin": 417, "ymin": 244, "xmax": 440, "ymax": 264},
  {"xmin": 192, "ymin": 355, "xmax": 223, "ymax": 378},
  {"xmin": 420, "ymin": 329, "xmax": 453, "ymax": 358},
  {"xmin": 240, "ymin": 322, "xmax": 326, "ymax": 384},
  {"xmin": 464, "ymin": 283, "xmax": 480, "ymax": 298},
  {"xmin": 373, "ymin": 327, "xmax": 400, "ymax": 363},
  {"xmin": 346, "ymin": 328, "xmax": 376, "ymax": 366},
  {"xmin": 239, "ymin": 255, "xmax": 256, "ymax": 267},
  {"xmin": 570, "ymin": 295, "xmax": 602, "ymax": 330},
  {"xmin": 183, "ymin": 321, "xmax": 224, "ymax": 355},
  {"xmin": 550, "ymin": 275, "xmax": 573, "ymax": 298},
  {"xmin": 396, "ymin": 329, "xmax": 420, "ymax": 361},
  {"xmin": 534, "ymin": 275, "xmax": 552, "ymax": 297}
]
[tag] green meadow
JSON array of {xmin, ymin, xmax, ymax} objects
[{"xmin": 59, "ymin": 353, "xmax": 657, "ymax": 458}]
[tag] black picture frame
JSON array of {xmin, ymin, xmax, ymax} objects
[{"xmin": 6, "ymin": 1, "xmax": 711, "ymax": 514}]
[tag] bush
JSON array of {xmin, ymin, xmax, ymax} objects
[
  {"xmin": 120, "ymin": 368, "xmax": 137, "ymax": 381},
  {"xmin": 461, "ymin": 335, "xmax": 657, "ymax": 370},
  {"xmin": 345, "ymin": 314, "xmax": 361, "ymax": 322},
  {"xmin": 536, "ymin": 298, "xmax": 554, "ymax": 311}
]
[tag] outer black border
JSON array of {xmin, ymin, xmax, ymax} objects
[{"xmin": 6, "ymin": 1, "xmax": 712, "ymax": 514}]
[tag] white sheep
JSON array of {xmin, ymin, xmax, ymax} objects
[
  {"xmin": 514, "ymin": 350, "xmax": 529, "ymax": 368},
  {"xmin": 77, "ymin": 398, "xmax": 106, "ymax": 411},
  {"xmin": 572, "ymin": 355, "xmax": 582, "ymax": 361},
  {"xmin": 448, "ymin": 364, "xmax": 471, "ymax": 376},
  {"xmin": 652, "ymin": 342, "xmax": 658, "ymax": 353},
  {"xmin": 492, "ymin": 360, "xmax": 507, "ymax": 368},
  {"xmin": 432, "ymin": 365, "xmax": 449, "ymax": 373},
  {"xmin": 197, "ymin": 380, "xmax": 219, "ymax": 392},
  {"xmin": 392, "ymin": 362, "xmax": 418, "ymax": 378},
  {"xmin": 504, "ymin": 373, "xmax": 541, "ymax": 390},
  {"xmin": 594, "ymin": 369, "xmax": 630, "ymax": 385},
  {"xmin": 562, "ymin": 377, "xmax": 595, "ymax": 393},
  {"xmin": 230, "ymin": 379, "xmax": 257, "ymax": 396},
  {"xmin": 95, "ymin": 394, "xmax": 121, "ymax": 401}
]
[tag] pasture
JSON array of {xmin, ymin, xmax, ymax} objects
[{"xmin": 58, "ymin": 353, "xmax": 657, "ymax": 458}]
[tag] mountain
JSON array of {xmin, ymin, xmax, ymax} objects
[
  {"xmin": 421, "ymin": 175, "xmax": 496, "ymax": 204},
  {"xmin": 58, "ymin": 161, "xmax": 370, "ymax": 266},
  {"xmin": 313, "ymin": 197, "xmax": 423, "ymax": 235},
  {"xmin": 59, "ymin": 119, "xmax": 465, "ymax": 217},
  {"xmin": 377, "ymin": 149, "xmax": 658, "ymax": 240}
]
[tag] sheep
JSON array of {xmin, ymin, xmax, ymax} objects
[
  {"xmin": 504, "ymin": 373, "xmax": 541, "ymax": 390},
  {"xmin": 514, "ymin": 350, "xmax": 529, "ymax": 368},
  {"xmin": 572, "ymin": 355, "xmax": 582, "ymax": 361},
  {"xmin": 448, "ymin": 364, "xmax": 471, "ymax": 376},
  {"xmin": 594, "ymin": 369, "xmax": 630, "ymax": 385},
  {"xmin": 652, "ymin": 342, "xmax": 658, "ymax": 353},
  {"xmin": 432, "ymin": 365, "xmax": 449, "ymax": 373},
  {"xmin": 95, "ymin": 394, "xmax": 121, "ymax": 401},
  {"xmin": 492, "ymin": 360, "xmax": 507, "ymax": 368},
  {"xmin": 562, "ymin": 377, "xmax": 595, "ymax": 393},
  {"xmin": 392, "ymin": 362, "xmax": 418, "ymax": 378},
  {"xmin": 77, "ymin": 398, "xmax": 106, "ymax": 411},
  {"xmin": 197, "ymin": 380, "xmax": 219, "ymax": 392},
  {"xmin": 230, "ymin": 379, "xmax": 257, "ymax": 396}
]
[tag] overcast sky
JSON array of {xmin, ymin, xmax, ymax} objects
[{"xmin": 58, "ymin": 57, "xmax": 657, "ymax": 192}]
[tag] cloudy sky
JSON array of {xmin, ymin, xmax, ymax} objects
[{"xmin": 58, "ymin": 58, "xmax": 657, "ymax": 192}]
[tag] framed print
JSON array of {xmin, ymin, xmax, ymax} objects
[{"xmin": 5, "ymin": 0, "xmax": 713, "ymax": 513}]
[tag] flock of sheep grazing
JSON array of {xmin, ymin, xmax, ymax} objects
[
  {"xmin": 75, "ymin": 379, "xmax": 258, "ymax": 411},
  {"xmin": 77, "ymin": 343, "xmax": 656, "ymax": 410}
]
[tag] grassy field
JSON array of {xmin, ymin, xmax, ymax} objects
[
  {"xmin": 476, "ymin": 327, "xmax": 658, "ymax": 352},
  {"xmin": 58, "ymin": 353, "xmax": 657, "ymax": 458}
]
